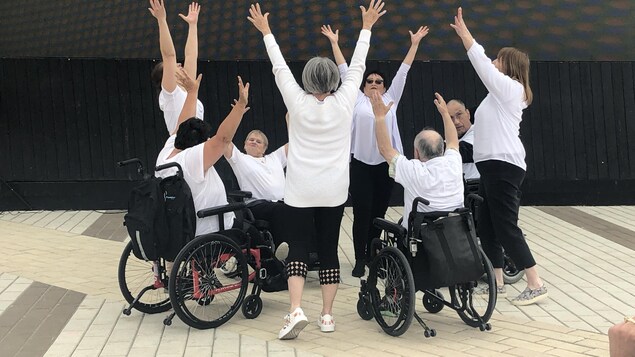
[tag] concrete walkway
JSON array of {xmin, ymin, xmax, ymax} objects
[{"xmin": 0, "ymin": 206, "xmax": 633, "ymax": 356}]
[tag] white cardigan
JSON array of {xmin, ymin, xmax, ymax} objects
[
  {"xmin": 263, "ymin": 30, "xmax": 371, "ymax": 207},
  {"xmin": 468, "ymin": 41, "xmax": 528, "ymax": 171}
]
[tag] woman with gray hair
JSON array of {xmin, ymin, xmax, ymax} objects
[{"xmin": 248, "ymin": 0, "xmax": 386, "ymax": 340}]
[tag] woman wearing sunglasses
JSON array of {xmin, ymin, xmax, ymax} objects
[{"xmin": 322, "ymin": 24, "xmax": 429, "ymax": 278}]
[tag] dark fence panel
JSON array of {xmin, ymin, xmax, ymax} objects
[{"xmin": 1, "ymin": 58, "xmax": 634, "ymax": 210}]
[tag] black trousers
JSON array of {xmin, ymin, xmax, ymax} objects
[
  {"xmin": 349, "ymin": 158, "xmax": 394, "ymax": 262},
  {"xmin": 248, "ymin": 200, "xmax": 286, "ymax": 246},
  {"xmin": 284, "ymin": 204, "xmax": 345, "ymax": 270},
  {"xmin": 476, "ymin": 160, "xmax": 536, "ymax": 270}
]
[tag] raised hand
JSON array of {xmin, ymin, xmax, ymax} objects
[
  {"xmin": 148, "ymin": 0, "xmax": 167, "ymax": 20},
  {"xmin": 409, "ymin": 26, "xmax": 429, "ymax": 46},
  {"xmin": 231, "ymin": 99, "xmax": 251, "ymax": 114},
  {"xmin": 360, "ymin": 0, "xmax": 387, "ymax": 30},
  {"xmin": 433, "ymin": 92, "xmax": 449, "ymax": 116},
  {"xmin": 370, "ymin": 91, "xmax": 393, "ymax": 119},
  {"xmin": 179, "ymin": 2, "xmax": 201, "ymax": 25},
  {"xmin": 247, "ymin": 3, "xmax": 272, "ymax": 35},
  {"xmin": 450, "ymin": 7, "xmax": 472, "ymax": 40},
  {"xmin": 321, "ymin": 25, "xmax": 339, "ymax": 44},
  {"xmin": 175, "ymin": 67, "xmax": 201, "ymax": 93},
  {"xmin": 236, "ymin": 76, "xmax": 250, "ymax": 108}
]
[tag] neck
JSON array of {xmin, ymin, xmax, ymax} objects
[{"xmin": 313, "ymin": 92, "xmax": 330, "ymax": 101}]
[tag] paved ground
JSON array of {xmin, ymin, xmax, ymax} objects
[{"xmin": 0, "ymin": 206, "xmax": 634, "ymax": 356}]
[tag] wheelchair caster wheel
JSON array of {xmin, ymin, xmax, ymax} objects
[
  {"xmin": 357, "ymin": 298, "xmax": 373, "ymax": 320},
  {"xmin": 430, "ymin": 329, "xmax": 437, "ymax": 337},
  {"xmin": 479, "ymin": 324, "xmax": 485, "ymax": 331},
  {"xmin": 122, "ymin": 308, "xmax": 131, "ymax": 316},
  {"xmin": 422, "ymin": 290, "xmax": 444, "ymax": 313},
  {"xmin": 424, "ymin": 330, "xmax": 430, "ymax": 338},
  {"xmin": 242, "ymin": 294, "xmax": 263, "ymax": 319},
  {"xmin": 485, "ymin": 323, "xmax": 491, "ymax": 331},
  {"xmin": 163, "ymin": 318, "xmax": 172, "ymax": 326}
]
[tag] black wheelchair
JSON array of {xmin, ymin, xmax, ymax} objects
[
  {"xmin": 117, "ymin": 159, "xmax": 287, "ymax": 329},
  {"xmin": 356, "ymin": 196, "xmax": 496, "ymax": 337}
]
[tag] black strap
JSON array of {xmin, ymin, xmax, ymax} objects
[{"xmin": 433, "ymin": 223, "xmax": 457, "ymax": 272}]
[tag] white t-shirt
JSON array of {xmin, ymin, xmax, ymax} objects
[
  {"xmin": 459, "ymin": 125, "xmax": 480, "ymax": 180},
  {"xmin": 159, "ymin": 86, "xmax": 205, "ymax": 134},
  {"xmin": 467, "ymin": 41, "xmax": 527, "ymax": 171},
  {"xmin": 263, "ymin": 30, "xmax": 371, "ymax": 207},
  {"xmin": 391, "ymin": 149, "xmax": 464, "ymax": 228},
  {"xmin": 340, "ymin": 63, "xmax": 407, "ymax": 165},
  {"xmin": 156, "ymin": 136, "xmax": 234, "ymax": 236},
  {"xmin": 227, "ymin": 145, "xmax": 287, "ymax": 201}
]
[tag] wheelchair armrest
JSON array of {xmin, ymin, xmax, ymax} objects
[
  {"xmin": 373, "ymin": 218, "xmax": 407, "ymax": 238},
  {"xmin": 228, "ymin": 190, "xmax": 253, "ymax": 202},
  {"xmin": 197, "ymin": 202, "xmax": 246, "ymax": 219}
]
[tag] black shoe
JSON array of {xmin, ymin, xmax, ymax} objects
[{"xmin": 352, "ymin": 261, "xmax": 365, "ymax": 278}]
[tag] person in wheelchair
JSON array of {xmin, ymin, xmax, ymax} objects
[
  {"xmin": 224, "ymin": 126, "xmax": 289, "ymax": 252},
  {"xmin": 447, "ymin": 98, "xmax": 479, "ymax": 180},
  {"xmin": 155, "ymin": 66, "xmax": 250, "ymax": 236},
  {"xmin": 371, "ymin": 91, "xmax": 464, "ymax": 228}
]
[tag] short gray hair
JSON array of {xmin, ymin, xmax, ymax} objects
[
  {"xmin": 302, "ymin": 57, "xmax": 340, "ymax": 94},
  {"xmin": 415, "ymin": 129, "xmax": 444, "ymax": 161}
]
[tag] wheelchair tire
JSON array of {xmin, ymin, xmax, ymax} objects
[
  {"xmin": 422, "ymin": 290, "xmax": 444, "ymax": 314},
  {"xmin": 242, "ymin": 294, "xmax": 263, "ymax": 319},
  {"xmin": 118, "ymin": 242, "xmax": 171, "ymax": 314},
  {"xmin": 169, "ymin": 233, "xmax": 249, "ymax": 329},
  {"xmin": 367, "ymin": 246, "xmax": 415, "ymax": 337},
  {"xmin": 503, "ymin": 251, "xmax": 525, "ymax": 284},
  {"xmin": 451, "ymin": 246, "xmax": 496, "ymax": 328}
]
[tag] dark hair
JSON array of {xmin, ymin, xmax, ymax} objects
[
  {"xmin": 174, "ymin": 118, "xmax": 213, "ymax": 150},
  {"xmin": 361, "ymin": 69, "xmax": 389, "ymax": 91},
  {"xmin": 151, "ymin": 62, "xmax": 163, "ymax": 90}
]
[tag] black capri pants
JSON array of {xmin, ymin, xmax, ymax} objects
[
  {"xmin": 476, "ymin": 160, "xmax": 536, "ymax": 270},
  {"xmin": 284, "ymin": 203, "xmax": 345, "ymax": 270}
]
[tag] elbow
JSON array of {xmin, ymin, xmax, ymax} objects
[{"xmin": 162, "ymin": 51, "xmax": 177, "ymax": 59}]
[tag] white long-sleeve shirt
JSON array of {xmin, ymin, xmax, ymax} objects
[
  {"xmin": 467, "ymin": 41, "xmax": 528, "ymax": 171},
  {"xmin": 339, "ymin": 63, "xmax": 407, "ymax": 165},
  {"xmin": 263, "ymin": 30, "xmax": 371, "ymax": 207}
]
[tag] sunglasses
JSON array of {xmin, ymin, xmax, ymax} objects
[{"xmin": 365, "ymin": 79, "xmax": 384, "ymax": 85}]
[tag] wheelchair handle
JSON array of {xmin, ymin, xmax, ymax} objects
[
  {"xmin": 155, "ymin": 162, "xmax": 184, "ymax": 178},
  {"xmin": 466, "ymin": 193, "xmax": 484, "ymax": 204},
  {"xmin": 228, "ymin": 190, "xmax": 253, "ymax": 201},
  {"xmin": 117, "ymin": 158, "xmax": 146, "ymax": 178},
  {"xmin": 412, "ymin": 197, "xmax": 430, "ymax": 211}
]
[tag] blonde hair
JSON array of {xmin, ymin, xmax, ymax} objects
[
  {"xmin": 245, "ymin": 130, "xmax": 268, "ymax": 150},
  {"xmin": 497, "ymin": 47, "xmax": 533, "ymax": 105}
]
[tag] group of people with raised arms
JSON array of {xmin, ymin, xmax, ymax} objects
[{"xmin": 146, "ymin": 0, "xmax": 548, "ymax": 340}]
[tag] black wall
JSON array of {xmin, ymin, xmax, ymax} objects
[{"xmin": 1, "ymin": 58, "xmax": 634, "ymax": 210}]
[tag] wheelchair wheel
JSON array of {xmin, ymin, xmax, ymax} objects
[
  {"xmin": 367, "ymin": 246, "xmax": 415, "ymax": 337},
  {"xmin": 422, "ymin": 290, "xmax": 445, "ymax": 314},
  {"xmin": 451, "ymin": 246, "xmax": 496, "ymax": 328},
  {"xmin": 503, "ymin": 250, "xmax": 525, "ymax": 284},
  {"xmin": 242, "ymin": 294, "xmax": 263, "ymax": 319},
  {"xmin": 357, "ymin": 297, "xmax": 374, "ymax": 320},
  {"xmin": 169, "ymin": 233, "xmax": 249, "ymax": 329},
  {"xmin": 118, "ymin": 242, "xmax": 171, "ymax": 314}
]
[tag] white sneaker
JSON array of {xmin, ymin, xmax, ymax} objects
[
  {"xmin": 278, "ymin": 307, "xmax": 309, "ymax": 340},
  {"xmin": 275, "ymin": 242, "xmax": 289, "ymax": 262},
  {"xmin": 220, "ymin": 257, "xmax": 237, "ymax": 274},
  {"xmin": 317, "ymin": 314, "xmax": 335, "ymax": 332}
]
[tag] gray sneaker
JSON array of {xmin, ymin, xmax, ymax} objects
[
  {"xmin": 510, "ymin": 285, "xmax": 549, "ymax": 306},
  {"xmin": 275, "ymin": 242, "xmax": 289, "ymax": 262},
  {"xmin": 474, "ymin": 284, "xmax": 507, "ymax": 298}
]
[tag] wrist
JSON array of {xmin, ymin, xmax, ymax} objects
[{"xmin": 625, "ymin": 316, "xmax": 635, "ymax": 324}]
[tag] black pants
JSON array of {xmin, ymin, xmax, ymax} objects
[
  {"xmin": 349, "ymin": 158, "xmax": 394, "ymax": 262},
  {"xmin": 248, "ymin": 200, "xmax": 286, "ymax": 246},
  {"xmin": 284, "ymin": 204, "xmax": 345, "ymax": 270},
  {"xmin": 476, "ymin": 160, "xmax": 536, "ymax": 270}
]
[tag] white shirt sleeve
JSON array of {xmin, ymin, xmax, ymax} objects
[
  {"xmin": 263, "ymin": 34, "xmax": 306, "ymax": 109},
  {"xmin": 271, "ymin": 145, "xmax": 287, "ymax": 168},
  {"xmin": 181, "ymin": 143, "xmax": 206, "ymax": 183},
  {"xmin": 467, "ymin": 41, "xmax": 524, "ymax": 104},
  {"xmin": 336, "ymin": 30, "xmax": 371, "ymax": 107},
  {"xmin": 385, "ymin": 63, "xmax": 411, "ymax": 108}
]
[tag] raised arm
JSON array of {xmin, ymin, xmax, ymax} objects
[
  {"xmin": 148, "ymin": 0, "xmax": 178, "ymax": 92},
  {"xmin": 434, "ymin": 92, "xmax": 459, "ymax": 151},
  {"xmin": 371, "ymin": 91, "xmax": 398, "ymax": 161},
  {"xmin": 321, "ymin": 25, "xmax": 346, "ymax": 66},
  {"xmin": 173, "ymin": 67, "xmax": 202, "ymax": 135},
  {"xmin": 403, "ymin": 26, "xmax": 429, "ymax": 66},
  {"xmin": 204, "ymin": 77, "xmax": 250, "ymax": 171},
  {"xmin": 180, "ymin": 2, "xmax": 200, "ymax": 78}
]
